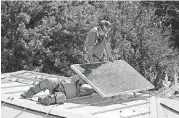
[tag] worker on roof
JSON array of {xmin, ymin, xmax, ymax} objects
[
  {"xmin": 20, "ymin": 75, "xmax": 94, "ymax": 105},
  {"xmin": 85, "ymin": 20, "xmax": 114, "ymax": 63}
]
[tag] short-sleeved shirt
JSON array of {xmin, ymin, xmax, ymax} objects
[{"xmin": 85, "ymin": 27, "xmax": 108, "ymax": 58}]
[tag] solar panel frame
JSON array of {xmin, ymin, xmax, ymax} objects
[{"xmin": 71, "ymin": 60, "xmax": 154, "ymax": 98}]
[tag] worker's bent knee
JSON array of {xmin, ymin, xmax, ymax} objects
[{"xmin": 39, "ymin": 79, "xmax": 52, "ymax": 90}]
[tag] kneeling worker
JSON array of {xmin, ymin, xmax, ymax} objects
[{"xmin": 21, "ymin": 75, "xmax": 94, "ymax": 105}]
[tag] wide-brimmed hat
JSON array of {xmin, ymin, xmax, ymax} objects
[
  {"xmin": 99, "ymin": 20, "xmax": 112, "ymax": 33},
  {"xmin": 99, "ymin": 20, "xmax": 112, "ymax": 27}
]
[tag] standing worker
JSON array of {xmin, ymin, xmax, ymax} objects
[{"xmin": 85, "ymin": 20, "xmax": 114, "ymax": 63}]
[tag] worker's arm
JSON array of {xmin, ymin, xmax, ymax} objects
[
  {"xmin": 76, "ymin": 84, "xmax": 95, "ymax": 97},
  {"xmin": 86, "ymin": 46, "xmax": 94, "ymax": 63},
  {"xmin": 78, "ymin": 88, "xmax": 95, "ymax": 97},
  {"xmin": 85, "ymin": 29, "xmax": 98, "ymax": 63},
  {"xmin": 104, "ymin": 38, "xmax": 114, "ymax": 62}
]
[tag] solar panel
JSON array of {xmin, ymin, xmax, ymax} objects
[{"xmin": 71, "ymin": 60, "xmax": 154, "ymax": 98}]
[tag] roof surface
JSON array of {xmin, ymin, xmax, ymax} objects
[{"xmin": 1, "ymin": 70, "xmax": 179, "ymax": 118}]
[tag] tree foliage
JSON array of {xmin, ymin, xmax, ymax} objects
[{"xmin": 1, "ymin": 1, "xmax": 179, "ymax": 89}]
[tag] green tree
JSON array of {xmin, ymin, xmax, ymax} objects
[{"xmin": 1, "ymin": 1, "xmax": 179, "ymax": 89}]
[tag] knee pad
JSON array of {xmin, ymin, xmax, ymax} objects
[
  {"xmin": 54, "ymin": 92, "xmax": 66, "ymax": 104},
  {"xmin": 38, "ymin": 92, "xmax": 66, "ymax": 105},
  {"xmin": 38, "ymin": 96, "xmax": 51, "ymax": 105}
]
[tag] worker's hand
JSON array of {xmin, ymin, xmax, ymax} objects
[
  {"xmin": 84, "ymin": 47, "xmax": 88, "ymax": 54},
  {"xmin": 76, "ymin": 79, "xmax": 86, "ymax": 91},
  {"xmin": 79, "ymin": 84, "xmax": 95, "ymax": 96},
  {"xmin": 80, "ymin": 84, "xmax": 92, "ymax": 92},
  {"xmin": 108, "ymin": 56, "xmax": 114, "ymax": 63}
]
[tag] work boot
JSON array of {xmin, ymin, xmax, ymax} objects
[
  {"xmin": 21, "ymin": 87, "xmax": 37, "ymax": 98},
  {"xmin": 38, "ymin": 92, "xmax": 66, "ymax": 105},
  {"xmin": 20, "ymin": 83, "xmax": 43, "ymax": 98}
]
